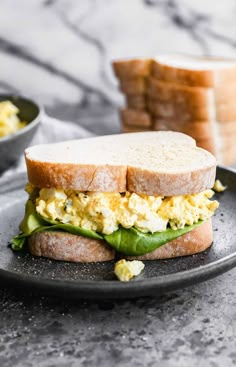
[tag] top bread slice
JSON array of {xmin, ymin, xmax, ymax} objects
[
  {"xmin": 25, "ymin": 131, "xmax": 216, "ymax": 196},
  {"xmin": 152, "ymin": 54, "xmax": 236, "ymax": 87}
]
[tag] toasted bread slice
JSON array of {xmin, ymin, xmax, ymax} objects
[
  {"xmin": 28, "ymin": 232, "xmax": 115, "ymax": 262},
  {"xmin": 127, "ymin": 219, "xmax": 212, "ymax": 260},
  {"xmin": 125, "ymin": 94, "xmax": 147, "ymax": 110},
  {"xmin": 152, "ymin": 54, "xmax": 236, "ymax": 87},
  {"xmin": 112, "ymin": 58, "xmax": 152, "ymax": 78},
  {"xmin": 25, "ymin": 132, "xmax": 216, "ymax": 196},
  {"xmin": 120, "ymin": 108, "xmax": 152, "ymax": 127}
]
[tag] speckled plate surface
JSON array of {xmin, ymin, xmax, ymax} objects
[{"xmin": 0, "ymin": 166, "xmax": 235, "ymax": 299}]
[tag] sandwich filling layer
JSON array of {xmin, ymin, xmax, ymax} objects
[
  {"xmin": 11, "ymin": 184, "xmax": 219, "ymax": 256},
  {"xmin": 28, "ymin": 183, "xmax": 218, "ymax": 235}
]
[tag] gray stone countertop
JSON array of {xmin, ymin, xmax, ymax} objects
[{"xmin": 0, "ymin": 267, "xmax": 236, "ymax": 367}]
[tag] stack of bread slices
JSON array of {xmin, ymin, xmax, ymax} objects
[{"xmin": 112, "ymin": 54, "xmax": 236, "ymax": 165}]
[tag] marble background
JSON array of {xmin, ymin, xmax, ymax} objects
[{"xmin": 1, "ymin": 0, "xmax": 236, "ymax": 135}]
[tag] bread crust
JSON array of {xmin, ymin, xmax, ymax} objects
[
  {"xmin": 122, "ymin": 125, "xmax": 151, "ymax": 133},
  {"xmin": 120, "ymin": 108, "xmax": 152, "ymax": 127},
  {"xmin": 216, "ymin": 104, "xmax": 236, "ymax": 122},
  {"xmin": 154, "ymin": 118, "xmax": 213, "ymax": 140},
  {"xmin": 152, "ymin": 56, "xmax": 236, "ymax": 87},
  {"xmin": 125, "ymin": 94, "xmax": 147, "ymax": 110},
  {"xmin": 196, "ymin": 136, "xmax": 236, "ymax": 165},
  {"xmin": 150, "ymin": 100, "xmax": 236, "ymax": 122},
  {"xmin": 215, "ymin": 85, "xmax": 236, "ymax": 104},
  {"xmin": 148, "ymin": 98, "xmax": 212, "ymax": 121},
  {"xmin": 154, "ymin": 119, "xmax": 236, "ymax": 141},
  {"xmin": 26, "ymin": 161, "xmax": 127, "ymax": 192},
  {"xmin": 127, "ymin": 219, "xmax": 212, "ymax": 260},
  {"xmin": 147, "ymin": 78, "xmax": 236, "ymax": 122},
  {"xmin": 28, "ymin": 232, "xmax": 115, "ymax": 262},
  {"xmin": 112, "ymin": 59, "xmax": 152, "ymax": 78},
  {"xmin": 127, "ymin": 165, "xmax": 216, "ymax": 196},
  {"xmin": 147, "ymin": 78, "xmax": 211, "ymax": 105},
  {"xmin": 222, "ymin": 145, "xmax": 236, "ymax": 165},
  {"xmin": 119, "ymin": 77, "xmax": 147, "ymax": 94}
]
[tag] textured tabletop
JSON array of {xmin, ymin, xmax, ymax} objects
[{"xmin": 0, "ymin": 268, "xmax": 236, "ymax": 367}]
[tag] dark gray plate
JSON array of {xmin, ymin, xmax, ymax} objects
[{"xmin": 0, "ymin": 166, "xmax": 235, "ymax": 299}]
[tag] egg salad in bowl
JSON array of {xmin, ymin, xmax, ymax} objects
[
  {"xmin": 0, "ymin": 95, "xmax": 41, "ymax": 173},
  {"xmin": 0, "ymin": 100, "xmax": 26, "ymax": 138}
]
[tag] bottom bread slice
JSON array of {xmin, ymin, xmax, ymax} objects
[
  {"xmin": 28, "ymin": 232, "xmax": 115, "ymax": 262},
  {"xmin": 127, "ymin": 219, "xmax": 212, "ymax": 260},
  {"xmin": 28, "ymin": 219, "xmax": 212, "ymax": 262}
]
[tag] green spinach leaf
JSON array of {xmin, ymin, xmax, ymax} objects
[{"xmin": 104, "ymin": 222, "xmax": 203, "ymax": 256}]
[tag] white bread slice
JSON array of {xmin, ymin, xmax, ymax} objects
[
  {"xmin": 120, "ymin": 108, "xmax": 152, "ymax": 127},
  {"xmin": 222, "ymin": 145, "xmax": 236, "ymax": 165},
  {"xmin": 152, "ymin": 54, "xmax": 236, "ymax": 87},
  {"xmin": 125, "ymin": 94, "xmax": 147, "ymax": 110},
  {"xmin": 127, "ymin": 219, "xmax": 212, "ymax": 260},
  {"xmin": 28, "ymin": 220, "xmax": 212, "ymax": 262},
  {"xmin": 112, "ymin": 58, "xmax": 152, "ymax": 78},
  {"xmin": 147, "ymin": 78, "xmax": 211, "ymax": 105},
  {"xmin": 154, "ymin": 119, "xmax": 236, "ymax": 164},
  {"xmin": 196, "ymin": 136, "xmax": 236, "ymax": 164},
  {"xmin": 119, "ymin": 77, "xmax": 147, "ymax": 94},
  {"xmin": 25, "ymin": 132, "xmax": 216, "ymax": 196},
  {"xmin": 148, "ymin": 97, "xmax": 236, "ymax": 122},
  {"xmin": 148, "ymin": 77, "xmax": 236, "ymax": 106},
  {"xmin": 28, "ymin": 232, "xmax": 115, "ymax": 262},
  {"xmin": 154, "ymin": 119, "xmax": 236, "ymax": 140},
  {"xmin": 148, "ymin": 98, "xmax": 212, "ymax": 121}
]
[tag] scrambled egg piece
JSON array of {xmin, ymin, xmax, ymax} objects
[
  {"xmin": 114, "ymin": 259, "xmax": 145, "ymax": 282},
  {"xmin": 213, "ymin": 179, "xmax": 227, "ymax": 192},
  {"xmin": 0, "ymin": 100, "xmax": 26, "ymax": 138},
  {"xmin": 32, "ymin": 185, "xmax": 219, "ymax": 235}
]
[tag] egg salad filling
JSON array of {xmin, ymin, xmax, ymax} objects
[
  {"xmin": 30, "ymin": 185, "xmax": 219, "ymax": 236},
  {"xmin": 0, "ymin": 100, "xmax": 26, "ymax": 138}
]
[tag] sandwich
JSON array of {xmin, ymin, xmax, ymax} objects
[{"xmin": 11, "ymin": 131, "xmax": 219, "ymax": 262}]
